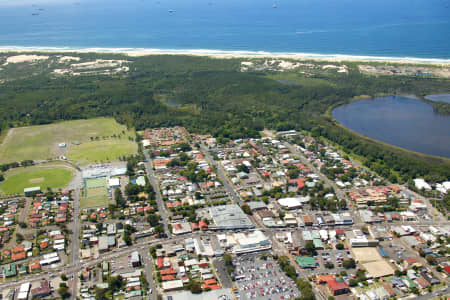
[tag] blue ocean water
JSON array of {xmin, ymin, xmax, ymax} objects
[{"xmin": 0, "ymin": 0, "xmax": 449, "ymax": 59}]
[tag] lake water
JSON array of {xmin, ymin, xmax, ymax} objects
[
  {"xmin": 332, "ymin": 96, "xmax": 450, "ymax": 158},
  {"xmin": 425, "ymin": 94, "xmax": 450, "ymax": 104},
  {"xmin": 0, "ymin": 0, "xmax": 449, "ymax": 60}
]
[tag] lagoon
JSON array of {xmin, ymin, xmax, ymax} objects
[
  {"xmin": 425, "ymin": 94, "xmax": 450, "ymax": 104},
  {"xmin": 332, "ymin": 96, "xmax": 450, "ymax": 158}
]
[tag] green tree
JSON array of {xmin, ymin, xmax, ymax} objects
[
  {"xmin": 241, "ymin": 204, "xmax": 252, "ymax": 215},
  {"xmin": 305, "ymin": 241, "xmax": 315, "ymax": 255},
  {"xmin": 426, "ymin": 255, "xmax": 437, "ymax": 265},
  {"xmin": 342, "ymin": 259, "xmax": 356, "ymax": 269},
  {"xmin": 147, "ymin": 214, "xmax": 161, "ymax": 227},
  {"xmin": 58, "ymin": 284, "xmax": 70, "ymax": 299}
]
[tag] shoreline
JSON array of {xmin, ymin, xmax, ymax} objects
[{"xmin": 1, "ymin": 46, "xmax": 450, "ymax": 66}]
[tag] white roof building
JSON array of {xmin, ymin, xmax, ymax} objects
[
  {"xmin": 162, "ymin": 280, "xmax": 184, "ymax": 291},
  {"xmin": 18, "ymin": 282, "xmax": 30, "ymax": 300},
  {"xmin": 414, "ymin": 179, "xmax": 431, "ymax": 191},
  {"xmin": 109, "ymin": 177, "xmax": 120, "ymax": 188},
  {"xmin": 277, "ymin": 197, "xmax": 303, "ymax": 209}
]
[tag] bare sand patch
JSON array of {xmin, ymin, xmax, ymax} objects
[
  {"xmin": 29, "ymin": 177, "xmax": 44, "ymax": 183},
  {"xmin": 58, "ymin": 56, "xmax": 80, "ymax": 63},
  {"xmin": 3, "ymin": 54, "xmax": 49, "ymax": 65},
  {"xmin": 138, "ymin": 192, "xmax": 148, "ymax": 199},
  {"xmin": 352, "ymin": 247, "xmax": 382, "ymax": 263},
  {"xmin": 362, "ymin": 260, "xmax": 394, "ymax": 278},
  {"xmin": 70, "ymin": 59, "xmax": 130, "ymax": 70}
]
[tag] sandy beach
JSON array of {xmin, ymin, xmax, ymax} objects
[{"xmin": 1, "ymin": 46, "xmax": 450, "ymax": 66}]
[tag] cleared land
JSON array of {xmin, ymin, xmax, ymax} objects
[
  {"xmin": 68, "ymin": 139, "xmax": 137, "ymax": 165},
  {"xmin": 0, "ymin": 118, "xmax": 137, "ymax": 164},
  {"xmin": 352, "ymin": 247, "xmax": 382, "ymax": 264},
  {"xmin": 352, "ymin": 247, "xmax": 394, "ymax": 278},
  {"xmin": 0, "ymin": 164, "xmax": 74, "ymax": 195},
  {"xmin": 81, "ymin": 177, "xmax": 111, "ymax": 208}
]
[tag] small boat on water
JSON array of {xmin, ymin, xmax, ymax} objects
[
  {"xmin": 168, "ymin": 9, "xmax": 176, "ymax": 13},
  {"xmin": 32, "ymin": 13, "xmax": 40, "ymax": 16}
]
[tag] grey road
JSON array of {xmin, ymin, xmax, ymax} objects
[
  {"xmin": 139, "ymin": 248, "xmax": 157, "ymax": 300},
  {"xmin": 200, "ymin": 144, "xmax": 243, "ymax": 205},
  {"xmin": 69, "ymin": 187, "xmax": 81, "ymax": 299},
  {"xmin": 143, "ymin": 150, "xmax": 171, "ymax": 238},
  {"xmin": 212, "ymin": 258, "xmax": 233, "ymax": 288}
]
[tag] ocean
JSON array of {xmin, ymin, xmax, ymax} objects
[{"xmin": 0, "ymin": 0, "xmax": 449, "ymax": 60}]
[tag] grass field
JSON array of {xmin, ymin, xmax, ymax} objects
[
  {"xmin": 0, "ymin": 117, "xmax": 136, "ymax": 164},
  {"xmin": 81, "ymin": 177, "xmax": 111, "ymax": 208},
  {"xmin": 80, "ymin": 195, "xmax": 110, "ymax": 208},
  {"xmin": 0, "ymin": 164, "xmax": 74, "ymax": 195},
  {"xmin": 68, "ymin": 139, "xmax": 137, "ymax": 165}
]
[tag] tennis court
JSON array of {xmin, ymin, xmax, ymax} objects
[{"xmin": 81, "ymin": 177, "xmax": 111, "ymax": 208}]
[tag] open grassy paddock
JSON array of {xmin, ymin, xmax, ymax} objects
[
  {"xmin": 0, "ymin": 163, "xmax": 75, "ymax": 195},
  {"xmin": 0, "ymin": 117, "xmax": 137, "ymax": 164},
  {"xmin": 68, "ymin": 139, "xmax": 137, "ymax": 166}
]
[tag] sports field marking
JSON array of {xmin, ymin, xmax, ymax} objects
[
  {"xmin": 0, "ymin": 166, "xmax": 74, "ymax": 195},
  {"xmin": 29, "ymin": 177, "xmax": 44, "ymax": 183}
]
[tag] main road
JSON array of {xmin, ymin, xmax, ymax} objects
[{"xmin": 69, "ymin": 187, "xmax": 81, "ymax": 299}]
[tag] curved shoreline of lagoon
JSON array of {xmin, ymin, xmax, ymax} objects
[
  {"xmin": 424, "ymin": 94, "xmax": 450, "ymax": 104},
  {"xmin": 332, "ymin": 96, "xmax": 450, "ymax": 158}
]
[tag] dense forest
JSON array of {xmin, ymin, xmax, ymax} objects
[{"xmin": 0, "ymin": 53, "xmax": 449, "ymax": 182}]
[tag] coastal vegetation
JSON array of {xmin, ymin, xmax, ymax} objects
[{"xmin": 0, "ymin": 53, "xmax": 449, "ymax": 182}]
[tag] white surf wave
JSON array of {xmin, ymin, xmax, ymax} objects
[{"xmin": 1, "ymin": 45, "xmax": 450, "ymax": 64}]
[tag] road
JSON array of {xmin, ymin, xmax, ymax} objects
[
  {"xmin": 200, "ymin": 144, "xmax": 243, "ymax": 205},
  {"xmin": 212, "ymin": 258, "xmax": 233, "ymax": 289},
  {"xmin": 139, "ymin": 248, "xmax": 157, "ymax": 300},
  {"xmin": 143, "ymin": 150, "xmax": 171, "ymax": 238},
  {"xmin": 69, "ymin": 187, "xmax": 81, "ymax": 299}
]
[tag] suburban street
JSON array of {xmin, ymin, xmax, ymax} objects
[
  {"xmin": 200, "ymin": 144, "xmax": 243, "ymax": 205},
  {"xmin": 143, "ymin": 150, "xmax": 171, "ymax": 238},
  {"xmin": 139, "ymin": 248, "xmax": 157, "ymax": 300},
  {"xmin": 69, "ymin": 187, "xmax": 81, "ymax": 298}
]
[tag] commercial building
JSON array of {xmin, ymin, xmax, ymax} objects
[
  {"xmin": 18, "ymin": 282, "xmax": 31, "ymax": 300},
  {"xmin": 31, "ymin": 280, "xmax": 51, "ymax": 298},
  {"xmin": 108, "ymin": 177, "xmax": 120, "ymax": 189},
  {"xmin": 277, "ymin": 197, "xmax": 304, "ymax": 210},
  {"xmin": 219, "ymin": 230, "xmax": 271, "ymax": 254},
  {"xmin": 162, "ymin": 279, "xmax": 184, "ymax": 292},
  {"xmin": 98, "ymin": 235, "xmax": 108, "ymax": 252},
  {"xmin": 414, "ymin": 179, "xmax": 431, "ymax": 191},
  {"xmin": 327, "ymin": 279, "xmax": 350, "ymax": 296},
  {"xmin": 295, "ymin": 256, "xmax": 316, "ymax": 268},
  {"xmin": 209, "ymin": 204, "xmax": 254, "ymax": 230},
  {"xmin": 130, "ymin": 251, "xmax": 141, "ymax": 267},
  {"xmin": 24, "ymin": 186, "xmax": 41, "ymax": 197}
]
